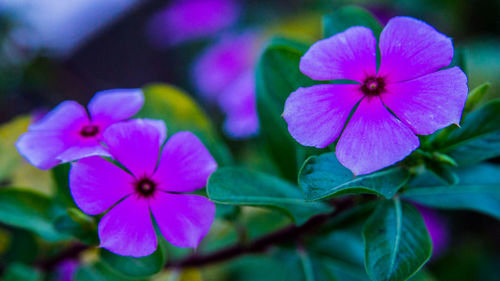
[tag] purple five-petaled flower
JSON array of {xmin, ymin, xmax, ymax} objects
[
  {"xmin": 70, "ymin": 119, "xmax": 217, "ymax": 257},
  {"xmin": 283, "ymin": 17, "xmax": 468, "ymax": 175},
  {"xmin": 15, "ymin": 89, "xmax": 144, "ymax": 170},
  {"xmin": 193, "ymin": 32, "xmax": 260, "ymax": 138}
]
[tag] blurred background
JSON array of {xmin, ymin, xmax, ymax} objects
[{"xmin": 1, "ymin": 0, "xmax": 499, "ymax": 280}]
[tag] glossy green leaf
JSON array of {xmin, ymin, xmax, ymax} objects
[
  {"xmin": 299, "ymin": 152, "xmax": 409, "ymax": 200},
  {"xmin": 256, "ymin": 37, "xmax": 320, "ymax": 181},
  {"xmin": 207, "ymin": 167, "xmax": 333, "ymax": 225},
  {"xmin": 138, "ymin": 83, "xmax": 232, "ymax": 165},
  {"xmin": 100, "ymin": 241, "xmax": 166, "ymax": 278},
  {"xmin": 3, "ymin": 263, "xmax": 42, "ymax": 281},
  {"xmin": 53, "ymin": 208, "xmax": 98, "ymax": 245},
  {"xmin": 0, "ymin": 188, "xmax": 67, "ymax": 241},
  {"xmin": 363, "ymin": 198, "xmax": 432, "ymax": 281},
  {"xmin": 402, "ymin": 164, "xmax": 500, "ymax": 220},
  {"xmin": 323, "ymin": 6, "xmax": 383, "ymax": 38},
  {"xmin": 434, "ymin": 100, "xmax": 500, "ymax": 165},
  {"xmin": 463, "ymin": 82, "xmax": 490, "ymax": 114}
]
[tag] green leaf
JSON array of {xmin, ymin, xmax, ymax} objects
[
  {"xmin": 323, "ymin": 6, "xmax": 383, "ymax": 38},
  {"xmin": 463, "ymin": 82, "xmax": 490, "ymax": 114},
  {"xmin": 74, "ymin": 262, "xmax": 146, "ymax": 281},
  {"xmin": 402, "ymin": 164, "xmax": 500, "ymax": 220},
  {"xmin": 207, "ymin": 167, "xmax": 333, "ymax": 225},
  {"xmin": 299, "ymin": 152, "xmax": 409, "ymax": 200},
  {"xmin": 100, "ymin": 241, "xmax": 166, "ymax": 278},
  {"xmin": 52, "ymin": 163, "xmax": 77, "ymax": 207},
  {"xmin": 363, "ymin": 198, "xmax": 432, "ymax": 281},
  {"xmin": 138, "ymin": 83, "xmax": 232, "ymax": 165},
  {"xmin": 256, "ymin": 37, "xmax": 320, "ymax": 181},
  {"xmin": 3, "ymin": 263, "xmax": 42, "ymax": 281},
  {"xmin": 434, "ymin": 100, "xmax": 500, "ymax": 165},
  {"xmin": 53, "ymin": 208, "xmax": 98, "ymax": 245},
  {"xmin": 0, "ymin": 188, "xmax": 67, "ymax": 241}
]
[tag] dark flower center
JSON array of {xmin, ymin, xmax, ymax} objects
[
  {"xmin": 80, "ymin": 125, "xmax": 99, "ymax": 137},
  {"xmin": 361, "ymin": 76, "xmax": 386, "ymax": 96},
  {"xmin": 135, "ymin": 178, "xmax": 157, "ymax": 197}
]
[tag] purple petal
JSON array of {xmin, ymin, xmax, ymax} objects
[
  {"xmin": 150, "ymin": 192, "xmax": 215, "ymax": 248},
  {"xmin": 217, "ymin": 70, "xmax": 259, "ymax": 138},
  {"xmin": 193, "ymin": 32, "xmax": 258, "ymax": 99},
  {"xmin": 140, "ymin": 118, "xmax": 167, "ymax": 145},
  {"xmin": 336, "ymin": 97, "xmax": 419, "ymax": 175},
  {"xmin": 148, "ymin": 0, "xmax": 240, "ymax": 46},
  {"xmin": 70, "ymin": 156, "xmax": 134, "ymax": 215},
  {"xmin": 382, "ymin": 67, "xmax": 468, "ymax": 135},
  {"xmin": 300, "ymin": 26, "xmax": 377, "ymax": 82},
  {"xmin": 152, "ymin": 132, "xmax": 217, "ymax": 193},
  {"xmin": 102, "ymin": 119, "xmax": 164, "ymax": 178},
  {"xmin": 88, "ymin": 89, "xmax": 144, "ymax": 128},
  {"xmin": 416, "ymin": 205, "xmax": 449, "ymax": 257},
  {"xmin": 98, "ymin": 196, "xmax": 157, "ymax": 257},
  {"xmin": 28, "ymin": 100, "xmax": 88, "ymax": 132},
  {"xmin": 56, "ymin": 260, "xmax": 78, "ymax": 281},
  {"xmin": 57, "ymin": 141, "xmax": 111, "ymax": 163},
  {"xmin": 378, "ymin": 17, "xmax": 454, "ymax": 83},
  {"xmin": 16, "ymin": 131, "xmax": 75, "ymax": 169},
  {"xmin": 283, "ymin": 84, "xmax": 363, "ymax": 148}
]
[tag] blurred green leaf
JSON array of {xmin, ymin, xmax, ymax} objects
[
  {"xmin": 0, "ymin": 188, "xmax": 67, "ymax": 241},
  {"xmin": 463, "ymin": 82, "xmax": 490, "ymax": 115},
  {"xmin": 2, "ymin": 229, "xmax": 38, "ymax": 264},
  {"xmin": 53, "ymin": 208, "xmax": 98, "ymax": 245},
  {"xmin": 52, "ymin": 163, "xmax": 76, "ymax": 207},
  {"xmin": 138, "ymin": 83, "xmax": 232, "ymax": 165},
  {"xmin": 402, "ymin": 164, "xmax": 500, "ymax": 220},
  {"xmin": 74, "ymin": 262, "xmax": 145, "ymax": 281},
  {"xmin": 3, "ymin": 263, "xmax": 42, "ymax": 281},
  {"xmin": 100, "ymin": 240, "xmax": 167, "ymax": 278},
  {"xmin": 433, "ymin": 100, "xmax": 500, "ymax": 165},
  {"xmin": 363, "ymin": 198, "xmax": 432, "ymax": 281},
  {"xmin": 256, "ymin": 37, "xmax": 320, "ymax": 181},
  {"xmin": 323, "ymin": 6, "xmax": 383, "ymax": 38},
  {"xmin": 207, "ymin": 167, "xmax": 333, "ymax": 225},
  {"xmin": 299, "ymin": 152, "xmax": 409, "ymax": 200}
]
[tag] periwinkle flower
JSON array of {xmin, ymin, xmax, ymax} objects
[
  {"xmin": 193, "ymin": 32, "xmax": 260, "ymax": 138},
  {"xmin": 70, "ymin": 119, "xmax": 217, "ymax": 257},
  {"xmin": 16, "ymin": 89, "xmax": 144, "ymax": 170},
  {"xmin": 283, "ymin": 17, "xmax": 468, "ymax": 175},
  {"xmin": 148, "ymin": 0, "xmax": 240, "ymax": 46}
]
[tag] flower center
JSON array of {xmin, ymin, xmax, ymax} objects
[
  {"xmin": 135, "ymin": 178, "xmax": 156, "ymax": 197},
  {"xmin": 80, "ymin": 125, "xmax": 99, "ymax": 138},
  {"xmin": 361, "ymin": 77, "xmax": 386, "ymax": 96}
]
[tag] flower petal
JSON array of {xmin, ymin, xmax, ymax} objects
[
  {"xmin": 98, "ymin": 196, "xmax": 157, "ymax": 257},
  {"xmin": 29, "ymin": 101, "xmax": 89, "ymax": 132},
  {"xmin": 15, "ymin": 131, "xmax": 75, "ymax": 169},
  {"xmin": 88, "ymin": 89, "xmax": 144, "ymax": 127},
  {"xmin": 140, "ymin": 118, "xmax": 167, "ymax": 146},
  {"xmin": 153, "ymin": 132, "xmax": 217, "ymax": 193},
  {"xmin": 217, "ymin": 70, "xmax": 259, "ymax": 138},
  {"xmin": 300, "ymin": 26, "xmax": 377, "ymax": 82},
  {"xmin": 336, "ymin": 97, "xmax": 419, "ymax": 175},
  {"xmin": 102, "ymin": 119, "xmax": 164, "ymax": 178},
  {"xmin": 378, "ymin": 16, "xmax": 454, "ymax": 83},
  {"xmin": 283, "ymin": 84, "xmax": 363, "ymax": 148},
  {"xmin": 70, "ymin": 156, "xmax": 134, "ymax": 215},
  {"xmin": 150, "ymin": 192, "xmax": 215, "ymax": 248},
  {"xmin": 382, "ymin": 67, "xmax": 468, "ymax": 135},
  {"xmin": 57, "ymin": 141, "xmax": 110, "ymax": 163}
]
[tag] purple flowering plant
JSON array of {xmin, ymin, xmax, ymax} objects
[{"xmin": 3, "ymin": 4, "xmax": 500, "ymax": 281}]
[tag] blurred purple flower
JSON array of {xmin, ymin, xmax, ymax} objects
[
  {"xmin": 417, "ymin": 205, "xmax": 449, "ymax": 257},
  {"xmin": 16, "ymin": 89, "xmax": 144, "ymax": 170},
  {"xmin": 193, "ymin": 32, "xmax": 260, "ymax": 138},
  {"xmin": 148, "ymin": 0, "xmax": 240, "ymax": 46},
  {"xmin": 283, "ymin": 17, "xmax": 468, "ymax": 175},
  {"xmin": 70, "ymin": 119, "xmax": 217, "ymax": 257},
  {"xmin": 56, "ymin": 259, "xmax": 78, "ymax": 281}
]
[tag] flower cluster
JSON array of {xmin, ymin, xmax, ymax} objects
[
  {"xmin": 283, "ymin": 17, "xmax": 468, "ymax": 175},
  {"xmin": 16, "ymin": 90, "xmax": 217, "ymax": 257}
]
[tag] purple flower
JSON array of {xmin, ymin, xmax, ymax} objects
[
  {"xmin": 16, "ymin": 89, "xmax": 144, "ymax": 170},
  {"xmin": 193, "ymin": 32, "xmax": 260, "ymax": 138},
  {"xmin": 283, "ymin": 17, "xmax": 468, "ymax": 175},
  {"xmin": 56, "ymin": 259, "xmax": 78, "ymax": 281},
  {"xmin": 69, "ymin": 119, "xmax": 217, "ymax": 257},
  {"xmin": 148, "ymin": 0, "xmax": 240, "ymax": 46}
]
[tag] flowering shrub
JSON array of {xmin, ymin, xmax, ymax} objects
[{"xmin": 1, "ymin": 4, "xmax": 499, "ymax": 281}]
